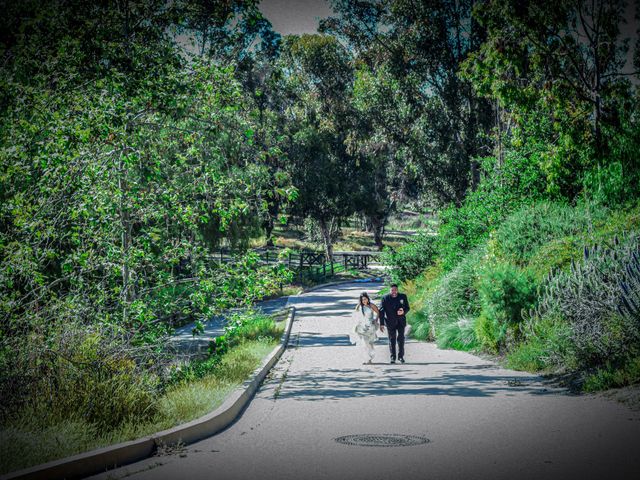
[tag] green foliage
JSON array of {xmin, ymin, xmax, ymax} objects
[
  {"xmin": 0, "ymin": 323, "xmax": 163, "ymax": 430},
  {"xmin": 526, "ymin": 236, "xmax": 583, "ymax": 282},
  {"xmin": 477, "ymin": 262, "xmax": 538, "ymax": 349},
  {"xmin": 0, "ymin": 339, "xmax": 276, "ymax": 474},
  {"xmin": 409, "ymin": 247, "xmax": 483, "ymax": 343},
  {"xmin": 381, "ymin": 232, "xmax": 436, "ymax": 283},
  {"xmin": 222, "ymin": 310, "xmax": 283, "ymax": 344},
  {"xmin": 436, "ymin": 318, "xmax": 480, "ymax": 351},
  {"xmin": 437, "ymin": 153, "xmax": 548, "ymax": 270},
  {"xmin": 507, "ymin": 316, "xmax": 573, "ymax": 372},
  {"xmin": 474, "ymin": 313, "xmax": 504, "ymax": 354},
  {"xmin": 176, "ymin": 310, "xmax": 283, "ymax": 383},
  {"xmin": 582, "ymin": 356, "xmax": 640, "ymax": 392},
  {"xmin": 0, "ymin": 3, "xmax": 296, "ymax": 469},
  {"xmin": 326, "ymin": 0, "xmax": 494, "ymax": 205},
  {"xmin": 493, "ymin": 202, "xmax": 608, "ymax": 266},
  {"xmin": 531, "ymin": 232, "xmax": 640, "ymax": 370},
  {"xmin": 465, "ymin": 0, "xmax": 636, "ymax": 200}
]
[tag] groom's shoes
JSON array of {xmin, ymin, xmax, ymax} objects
[
  {"xmin": 399, "ymin": 358, "xmax": 405, "ymax": 364},
  {"xmin": 390, "ymin": 358, "xmax": 396, "ymax": 364}
]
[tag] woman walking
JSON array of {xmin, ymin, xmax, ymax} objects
[{"xmin": 349, "ymin": 292, "xmax": 380, "ymax": 364}]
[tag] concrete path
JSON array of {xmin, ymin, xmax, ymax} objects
[
  {"xmin": 169, "ymin": 296, "xmax": 291, "ymax": 355},
  {"xmin": 92, "ymin": 282, "xmax": 640, "ymax": 480}
]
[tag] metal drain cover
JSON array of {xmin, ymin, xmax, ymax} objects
[{"xmin": 334, "ymin": 434, "xmax": 429, "ymax": 447}]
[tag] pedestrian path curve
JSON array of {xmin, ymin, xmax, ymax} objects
[{"xmin": 91, "ymin": 282, "xmax": 640, "ymax": 480}]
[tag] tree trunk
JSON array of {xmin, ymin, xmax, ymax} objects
[
  {"xmin": 318, "ymin": 217, "xmax": 334, "ymax": 263},
  {"xmin": 264, "ymin": 216, "xmax": 274, "ymax": 247},
  {"xmin": 370, "ymin": 214, "xmax": 385, "ymax": 251},
  {"xmin": 263, "ymin": 198, "xmax": 280, "ymax": 247}
]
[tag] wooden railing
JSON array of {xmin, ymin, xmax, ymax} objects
[{"xmin": 211, "ymin": 247, "xmax": 382, "ymax": 282}]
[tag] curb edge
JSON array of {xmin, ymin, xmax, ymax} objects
[{"xmin": 2, "ymin": 307, "xmax": 297, "ymax": 480}]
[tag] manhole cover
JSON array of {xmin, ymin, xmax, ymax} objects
[{"xmin": 334, "ymin": 434, "xmax": 429, "ymax": 447}]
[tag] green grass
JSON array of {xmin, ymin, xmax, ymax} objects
[
  {"xmin": 436, "ymin": 318, "xmax": 480, "ymax": 351},
  {"xmin": 582, "ymin": 356, "xmax": 640, "ymax": 393},
  {"xmin": 0, "ymin": 339, "xmax": 277, "ymax": 475}
]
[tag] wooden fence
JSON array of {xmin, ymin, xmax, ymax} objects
[{"xmin": 213, "ymin": 247, "xmax": 382, "ymax": 282}]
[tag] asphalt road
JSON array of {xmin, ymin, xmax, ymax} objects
[{"xmin": 91, "ymin": 282, "xmax": 640, "ymax": 480}]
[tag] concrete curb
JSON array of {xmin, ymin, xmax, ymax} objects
[{"xmin": 2, "ymin": 307, "xmax": 297, "ymax": 480}]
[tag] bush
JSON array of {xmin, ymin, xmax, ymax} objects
[
  {"xmin": 526, "ymin": 236, "xmax": 582, "ymax": 281},
  {"xmin": 493, "ymin": 201, "xmax": 609, "ymax": 266},
  {"xmin": 582, "ymin": 356, "xmax": 640, "ymax": 392},
  {"xmin": 531, "ymin": 231, "xmax": 640, "ymax": 370},
  {"xmin": 223, "ymin": 310, "xmax": 282, "ymax": 344},
  {"xmin": 436, "ymin": 318, "xmax": 479, "ymax": 351},
  {"xmin": 182, "ymin": 310, "xmax": 283, "ymax": 380},
  {"xmin": 420, "ymin": 247, "xmax": 484, "ymax": 341},
  {"xmin": 0, "ymin": 323, "xmax": 165, "ymax": 431},
  {"xmin": 436, "ymin": 152, "xmax": 548, "ymax": 270},
  {"xmin": 477, "ymin": 262, "xmax": 539, "ymax": 349},
  {"xmin": 381, "ymin": 232, "xmax": 436, "ymax": 283},
  {"xmin": 507, "ymin": 316, "xmax": 573, "ymax": 371},
  {"xmin": 474, "ymin": 313, "xmax": 504, "ymax": 353}
]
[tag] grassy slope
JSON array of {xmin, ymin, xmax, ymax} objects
[
  {"xmin": 404, "ymin": 201, "xmax": 640, "ymax": 390},
  {"xmin": 0, "ymin": 339, "xmax": 277, "ymax": 474}
]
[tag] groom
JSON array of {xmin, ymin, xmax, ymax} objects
[{"xmin": 379, "ymin": 284, "xmax": 410, "ymax": 364}]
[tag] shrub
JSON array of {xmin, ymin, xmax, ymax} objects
[
  {"xmin": 474, "ymin": 313, "xmax": 504, "ymax": 353},
  {"xmin": 531, "ymin": 231, "xmax": 640, "ymax": 370},
  {"xmin": 188, "ymin": 310, "xmax": 283, "ymax": 378},
  {"xmin": 420, "ymin": 247, "xmax": 484, "ymax": 339},
  {"xmin": 412, "ymin": 321, "xmax": 433, "ymax": 341},
  {"xmin": 477, "ymin": 262, "xmax": 539, "ymax": 348},
  {"xmin": 223, "ymin": 310, "xmax": 282, "ymax": 344},
  {"xmin": 436, "ymin": 152, "xmax": 548, "ymax": 271},
  {"xmin": 507, "ymin": 316, "xmax": 573, "ymax": 372},
  {"xmin": 582, "ymin": 356, "xmax": 640, "ymax": 392},
  {"xmin": 526, "ymin": 236, "xmax": 582, "ymax": 281},
  {"xmin": 381, "ymin": 232, "xmax": 436, "ymax": 283},
  {"xmin": 404, "ymin": 264, "xmax": 444, "ymax": 341},
  {"xmin": 493, "ymin": 201, "xmax": 609, "ymax": 266},
  {"xmin": 436, "ymin": 317, "xmax": 479, "ymax": 351},
  {"xmin": 0, "ymin": 323, "xmax": 164, "ymax": 430}
]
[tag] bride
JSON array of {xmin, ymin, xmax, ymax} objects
[{"xmin": 349, "ymin": 292, "xmax": 380, "ymax": 364}]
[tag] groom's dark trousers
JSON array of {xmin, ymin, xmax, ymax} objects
[
  {"xmin": 386, "ymin": 322, "xmax": 405, "ymax": 360},
  {"xmin": 380, "ymin": 293, "xmax": 410, "ymax": 360}
]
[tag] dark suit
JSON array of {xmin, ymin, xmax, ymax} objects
[{"xmin": 379, "ymin": 292, "xmax": 410, "ymax": 360}]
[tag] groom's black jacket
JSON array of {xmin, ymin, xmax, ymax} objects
[{"xmin": 379, "ymin": 293, "xmax": 410, "ymax": 328}]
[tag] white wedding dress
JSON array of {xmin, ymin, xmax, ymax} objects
[{"xmin": 349, "ymin": 305, "xmax": 379, "ymax": 363}]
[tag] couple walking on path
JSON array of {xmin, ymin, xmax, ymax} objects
[{"xmin": 348, "ymin": 284, "xmax": 410, "ymax": 364}]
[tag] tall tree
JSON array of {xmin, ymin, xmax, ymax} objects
[
  {"xmin": 463, "ymin": 0, "xmax": 639, "ymax": 198},
  {"xmin": 322, "ymin": 0, "xmax": 494, "ymax": 206},
  {"xmin": 277, "ymin": 34, "xmax": 358, "ymax": 261}
]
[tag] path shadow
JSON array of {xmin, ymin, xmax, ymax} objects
[
  {"xmin": 368, "ymin": 362, "xmax": 465, "ymax": 366},
  {"xmin": 293, "ymin": 301, "xmax": 361, "ymax": 317},
  {"xmin": 295, "ymin": 332, "xmax": 355, "ymax": 348},
  {"xmin": 275, "ymin": 367, "xmax": 560, "ymax": 401}
]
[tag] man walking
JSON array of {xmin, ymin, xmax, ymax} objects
[{"xmin": 379, "ymin": 284, "xmax": 410, "ymax": 364}]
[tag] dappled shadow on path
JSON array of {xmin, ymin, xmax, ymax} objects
[
  {"xmin": 295, "ymin": 332, "xmax": 355, "ymax": 348},
  {"xmin": 276, "ymin": 366, "xmax": 560, "ymax": 401},
  {"xmin": 293, "ymin": 297, "xmax": 361, "ymax": 317}
]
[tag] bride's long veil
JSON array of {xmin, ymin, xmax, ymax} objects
[{"xmin": 348, "ymin": 304, "xmax": 362, "ymax": 344}]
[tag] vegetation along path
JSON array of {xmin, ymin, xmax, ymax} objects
[{"xmin": 92, "ymin": 282, "xmax": 640, "ymax": 480}]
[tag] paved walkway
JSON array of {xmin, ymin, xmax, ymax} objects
[
  {"xmin": 92, "ymin": 282, "xmax": 640, "ymax": 480},
  {"xmin": 169, "ymin": 296, "xmax": 291, "ymax": 355}
]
